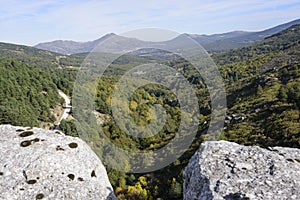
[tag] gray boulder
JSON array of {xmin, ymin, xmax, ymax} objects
[
  {"xmin": 0, "ymin": 125, "xmax": 116, "ymax": 200},
  {"xmin": 184, "ymin": 141, "xmax": 300, "ymax": 200}
]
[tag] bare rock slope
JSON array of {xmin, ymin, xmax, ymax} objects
[
  {"xmin": 184, "ymin": 141, "xmax": 300, "ymax": 200},
  {"xmin": 0, "ymin": 125, "xmax": 116, "ymax": 200}
]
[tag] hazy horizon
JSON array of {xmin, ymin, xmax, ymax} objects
[{"xmin": 1, "ymin": 0, "xmax": 300, "ymax": 46}]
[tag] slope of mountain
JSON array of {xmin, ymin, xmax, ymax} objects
[
  {"xmin": 0, "ymin": 41, "xmax": 86, "ymax": 72},
  {"xmin": 35, "ymin": 33, "xmax": 116, "ymax": 55},
  {"xmin": 0, "ymin": 58, "xmax": 60, "ymax": 127},
  {"xmin": 215, "ymin": 24, "xmax": 300, "ymax": 147},
  {"xmin": 202, "ymin": 18, "xmax": 300, "ymax": 52},
  {"xmin": 0, "ymin": 43, "xmax": 79, "ymax": 128},
  {"xmin": 185, "ymin": 31, "xmax": 250, "ymax": 44},
  {"xmin": 213, "ymin": 24, "xmax": 300, "ymax": 66},
  {"xmin": 0, "ymin": 42, "xmax": 60, "ymax": 68},
  {"xmin": 33, "ymin": 19, "xmax": 300, "ymax": 54}
]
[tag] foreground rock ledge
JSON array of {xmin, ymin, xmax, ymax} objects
[
  {"xmin": 0, "ymin": 125, "xmax": 116, "ymax": 200},
  {"xmin": 184, "ymin": 141, "xmax": 300, "ymax": 200}
]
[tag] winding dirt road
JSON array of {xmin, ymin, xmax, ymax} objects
[{"xmin": 54, "ymin": 90, "xmax": 71, "ymax": 130}]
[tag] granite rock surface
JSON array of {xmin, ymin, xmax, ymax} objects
[
  {"xmin": 184, "ymin": 141, "xmax": 300, "ymax": 200},
  {"xmin": 0, "ymin": 125, "xmax": 116, "ymax": 200}
]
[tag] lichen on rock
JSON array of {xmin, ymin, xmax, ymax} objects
[{"xmin": 0, "ymin": 125, "xmax": 116, "ymax": 200}]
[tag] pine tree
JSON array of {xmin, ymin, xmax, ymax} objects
[{"xmin": 277, "ymin": 86, "xmax": 288, "ymax": 103}]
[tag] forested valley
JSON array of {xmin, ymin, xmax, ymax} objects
[
  {"xmin": 93, "ymin": 25, "xmax": 300, "ymax": 200},
  {"xmin": 0, "ymin": 24, "xmax": 299, "ymax": 200},
  {"xmin": 0, "ymin": 43, "xmax": 77, "ymax": 128}
]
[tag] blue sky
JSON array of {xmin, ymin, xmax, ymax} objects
[{"xmin": 0, "ymin": 0, "xmax": 299, "ymax": 45}]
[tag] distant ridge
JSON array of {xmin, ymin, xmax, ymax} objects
[
  {"xmin": 35, "ymin": 33, "xmax": 116, "ymax": 55},
  {"xmin": 33, "ymin": 19, "xmax": 300, "ymax": 54},
  {"xmin": 184, "ymin": 31, "xmax": 251, "ymax": 45},
  {"xmin": 200, "ymin": 18, "xmax": 300, "ymax": 52}
]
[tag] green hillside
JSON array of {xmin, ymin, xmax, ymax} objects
[
  {"xmin": 213, "ymin": 24, "xmax": 300, "ymax": 66},
  {"xmin": 216, "ymin": 25, "xmax": 300, "ymax": 147},
  {"xmin": 0, "ymin": 42, "xmax": 83, "ymax": 70},
  {"xmin": 0, "ymin": 42, "xmax": 60, "ymax": 68},
  {"xmin": 0, "ymin": 58, "xmax": 60, "ymax": 127},
  {"xmin": 0, "ymin": 42, "xmax": 79, "ymax": 128},
  {"xmin": 202, "ymin": 18, "xmax": 300, "ymax": 53}
]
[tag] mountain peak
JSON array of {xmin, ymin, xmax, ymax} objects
[{"xmin": 33, "ymin": 19, "xmax": 300, "ymax": 54}]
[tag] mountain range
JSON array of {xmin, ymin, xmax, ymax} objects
[{"xmin": 34, "ymin": 18, "xmax": 300, "ymax": 54}]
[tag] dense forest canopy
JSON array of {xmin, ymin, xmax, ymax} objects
[
  {"xmin": 0, "ymin": 42, "xmax": 78, "ymax": 129},
  {"xmin": 0, "ymin": 58, "xmax": 59, "ymax": 126}
]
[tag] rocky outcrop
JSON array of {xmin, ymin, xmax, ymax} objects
[
  {"xmin": 184, "ymin": 141, "xmax": 300, "ymax": 200},
  {"xmin": 0, "ymin": 125, "xmax": 116, "ymax": 200}
]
